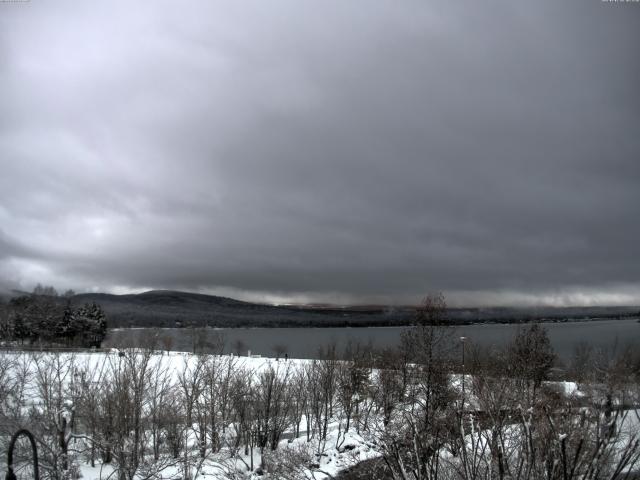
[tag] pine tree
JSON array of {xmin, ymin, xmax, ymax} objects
[
  {"xmin": 88, "ymin": 302, "xmax": 107, "ymax": 347},
  {"xmin": 72, "ymin": 304, "xmax": 90, "ymax": 346},
  {"xmin": 56, "ymin": 301, "xmax": 75, "ymax": 345},
  {"xmin": 72, "ymin": 302, "xmax": 108, "ymax": 347},
  {"xmin": 12, "ymin": 314, "xmax": 31, "ymax": 344},
  {"xmin": 10, "ymin": 296, "xmax": 37, "ymax": 343}
]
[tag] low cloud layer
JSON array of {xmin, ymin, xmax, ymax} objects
[{"xmin": 1, "ymin": 1, "xmax": 639, "ymax": 306}]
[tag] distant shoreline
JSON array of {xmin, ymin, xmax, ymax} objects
[{"xmin": 110, "ymin": 315, "xmax": 640, "ymax": 330}]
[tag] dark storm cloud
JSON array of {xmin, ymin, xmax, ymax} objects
[{"xmin": 0, "ymin": 0, "xmax": 639, "ymax": 305}]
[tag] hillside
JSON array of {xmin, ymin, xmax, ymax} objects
[
  {"xmin": 3, "ymin": 289, "xmax": 638, "ymax": 328},
  {"xmin": 70, "ymin": 290, "xmax": 414, "ymax": 327},
  {"xmin": 70, "ymin": 290, "xmax": 640, "ymax": 329}
]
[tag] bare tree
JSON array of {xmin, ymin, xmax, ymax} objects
[
  {"xmin": 75, "ymin": 356, "xmax": 109, "ymax": 468},
  {"xmin": 253, "ymin": 362, "xmax": 293, "ymax": 456},
  {"xmin": 507, "ymin": 323, "xmax": 556, "ymax": 407},
  {"xmin": 99, "ymin": 349, "xmax": 166, "ymax": 480},
  {"xmin": 202, "ymin": 354, "xmax": 238, "ymax": 453},
  {"xmin": 377, "ymin": 293, "xmax": 457, "ymax": 480},
  {"xmin": 337, "ymin": 342, "xmax": 372, "ymax": 436},
  {"xmin": 29, "ymin": 353, "xmax": 78, "ymax": 480},
  {"xmin": 146, "ymin": 359, "xmax": 173, "ymax": 461},
  {"xmin": 177, "ymin": 355, "xmax": 206, "ymax": 478},
  {"xmin": 289, "ymin": 368, "xmax": 308, "ymax": 439}
]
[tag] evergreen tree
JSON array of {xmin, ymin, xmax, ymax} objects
[
  {"xmin": 10, "ymin": 296, "xmax": 37, "ymax": 343},
  {"xmin": 56, "ymin": 301, "xmax": 75, "ymax": 344},
  {"xmin": 72, "ymin": 302, "xmax": 108, "ymax": 347},
  {"xmin": 88, "ymin": 302, "xmax": 108, "ymax": 347},
  {"xmin": 12, "ymin": 314, "xmax": 31, "ymax": 344},
  {"xmin": 71, "ymin": 304, "xmax": 90, "ymax": 345}
]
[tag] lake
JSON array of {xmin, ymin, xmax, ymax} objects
[{"xmin": 105, "ymin": 318, "xmax": 640, "ymax": 361}]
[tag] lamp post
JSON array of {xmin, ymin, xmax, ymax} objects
[{"xmin": 460, "ymin": 336, "xmax": 467, "ymax": 413}]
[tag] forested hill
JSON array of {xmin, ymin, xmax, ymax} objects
[
  {"xmin": 70, "ymin": 290, "xmax": 415, "ymax": 328},
  {"xmin": 64, "ymin": 290, "xmax": 640, "ymax": 328}
]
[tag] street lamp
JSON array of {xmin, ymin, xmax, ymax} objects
[{"xmin": 460, "ymin": 336, "xmax": 467, "ymax": 413}]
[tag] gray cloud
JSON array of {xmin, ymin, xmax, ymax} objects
[{"xmin": 0, "ymin": 0, "xmax": 639, "ymax": 306}]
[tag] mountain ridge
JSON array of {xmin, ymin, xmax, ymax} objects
[
  {"xmin": 71, "ymin": 290, "xmax": 640, "ymax": 328},
  {"xmin": 2, "ymin": 288, "xmax": 639, "ymax": 328}
]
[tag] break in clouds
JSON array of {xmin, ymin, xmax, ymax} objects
[{"xmin": 0, "ymin": 1, "xmax": 639, "ymax": 306}]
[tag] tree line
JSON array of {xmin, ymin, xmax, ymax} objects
[{"xmin": 0, "ymin": 285, "xmax": 107, "ymax": 348}]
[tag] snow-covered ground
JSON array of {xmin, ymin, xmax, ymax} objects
[
  {"xmin": 1, "ymin": 349, "xmax": 382, "ymax": 480},
  {"xmin": 2, "ymin": 349, "xmax": 638, "ymax": 480},
  {"xmin": 72, "ymin": 422, "xmax": 378, "ymax": 480}
]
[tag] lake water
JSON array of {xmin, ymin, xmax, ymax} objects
[{"xmin": 106, "ymin": 318, "xmax": 640, "ymax": 361}]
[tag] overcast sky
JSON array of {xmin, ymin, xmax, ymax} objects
[{"xmin": 0, "ymin": 1, "xmax": 639, "ymax": 306}]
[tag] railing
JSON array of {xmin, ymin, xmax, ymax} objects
[
  {"xmin": 5, "ymin": 430, "xmax": 39, "ymax": 480},
  {"xmin": 0, "ymin": 345, "xmax": 110, "ymax": 354}
]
